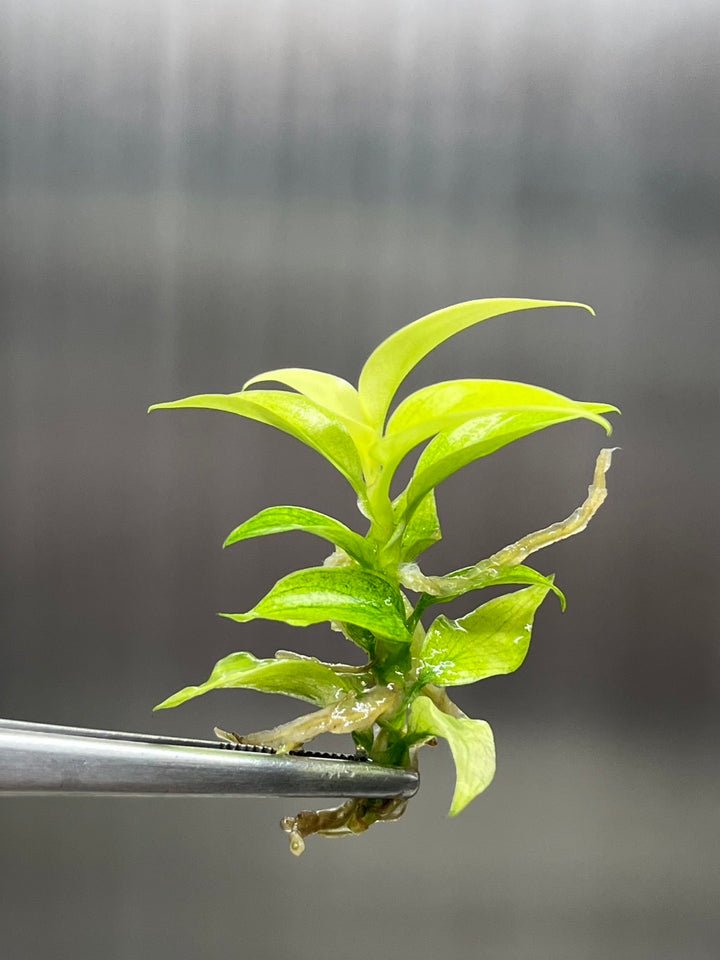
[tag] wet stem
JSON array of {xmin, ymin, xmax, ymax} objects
[{"xmin": 362, "ymin": 604, "xmax": 425, "ymax": 766}]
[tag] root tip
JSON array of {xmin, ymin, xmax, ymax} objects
[{"xmin": 289, "ymin": 831, "xmax": 306, "ymax": 856}]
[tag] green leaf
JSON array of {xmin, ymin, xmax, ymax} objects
[
  {"xmin": 380, "ymin": 379, "xmax": 617, "ymax": 468},
  {"xmin": 222, "ymin": 567, "xmax": 412, "ymax": 643},
  {"xmin": 223, "ymin": 506, "xmax": 373, "ymax": 566},
  {"xmin": 419, "ymin": 582, "xmax": 553, "ymax": 687},
  {"xmin": 402, "ymin": 403, "xmax": 614, "ymax": 519},
  {"xmin": 400, "ymin": 490, "xmax": 442, "ymax": 562},
  {"xmin": 352, "ymin": 728, "xmax": 375, "ymax": 753},
  {"xmin": 154, "ymin": 651, "xmax": 362, "ymax": 711},
  {"xmin": 334, "ymin": 622, "xmax": 377, "ymax": 654},
  {"xmin": 399, "ymin": 561, "xmax": 565, "ymax": 610},
  {"xmin": 407, "ymin": 695, "xmax": 496, "ymax": 815},
  {"xmin": 149, "ymin": 390, "xmax": 366, "ymax": 495},
  {"xmin": 358, "ymin": 298, "xmax": 594, "ymax": 429}
]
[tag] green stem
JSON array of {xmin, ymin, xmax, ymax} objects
[{"xmin": 406, "ymin": 593, "xmax": 432, "ymax": 634}]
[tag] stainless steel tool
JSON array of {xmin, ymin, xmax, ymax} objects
[{"xmin": 0, "ymin": 717, "xmax": 419, "ymax": 800}]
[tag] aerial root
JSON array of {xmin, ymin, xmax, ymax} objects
[
  {"xmin": 400, "ymin": 447, "xmax": 616, "ymax": 596},
  {"xmin": 214, "ymin": 686, "xmax": 402, "ymax": 753},
  {"xmin": 489, "ymin": 446, "xmax": 617, "ymax": 567}
]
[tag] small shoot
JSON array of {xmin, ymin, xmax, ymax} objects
[{"xmin": 149, "ymin": 298, "xmax": 618, "ymax": 854}]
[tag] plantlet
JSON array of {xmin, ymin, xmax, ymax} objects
[{"xmin": 150, "ymin": 298, "xmax": 618, "ymax": 856}]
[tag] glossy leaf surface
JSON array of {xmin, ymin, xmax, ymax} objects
[
  {"xmin": 419, "ymin": 582, "xmax": 553, "ymax": 686},
  {"xmin": 149, "ymin": 390, "xmax": 365, "ymax": 494},
  {"xmin": 242, "ymin": 368, "xmax": 373, "ymax": 448},
  {"xmin": 358, "ymin": 298, "xmax": 594, "ymax": 429},
  {"xmin": 223, "ymin": 506, "xmax": 372, "ymax": 566},
  {"xmin": 399, "ymin": 561, "xmax": 565, "ymax": 609},
  {"xmin": 154, "ymin": 651, "xmax": 361, "ymax": 711},
  {"xmin": 408, "ymin": 695, "xmax": 496, "ymax": 815},
  {"xmin": 222, "ymin": 567, "xmax": 412, "ymax": 643}
]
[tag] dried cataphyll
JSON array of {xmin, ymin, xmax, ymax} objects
[{"xmin": 151, "ymin": 299, "xmax": 618, "ymax": 855}]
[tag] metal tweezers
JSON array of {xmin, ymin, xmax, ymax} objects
[{"xmin": 0, "ymin": 717, "xmax": 418, "ymax": 800}]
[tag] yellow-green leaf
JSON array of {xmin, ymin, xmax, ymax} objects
[
  {"xmin": 149, "ymin": 390, "xmax": 366, "ymax": 495},
  {"xmin": 244, "ymin": 368, "xmax": 363, "ymax": 420},
  {"xmin": 380, "ymin": 379, "xmax": 617, "ymax": 468},
  {"xmin": 243, "ymin": 367, "xmax": 374, "ymax": 451},
  {"xmin": 154, "ymin": 651, "xmax": 361, "ymax": 711},
  {"xmin": 407, "ymin": 695, "xmax": 496, "ymax": 815},
  {"xmin": 358, "ymin": 298, "xmax": 594, "ymax": 430},
  {"xmin": 402, "ymin": 403, "xmax": 614, "ymax": 519}
]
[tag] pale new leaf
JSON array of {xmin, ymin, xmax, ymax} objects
[
  {"xmin": 408, "ymin": 695, "xmax": 496, "ymax": 816},
  {"xmin": 242, "ymin": 368, "xmax": 374, "ymax": 450}
]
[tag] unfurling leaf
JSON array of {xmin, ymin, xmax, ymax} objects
[
  {"xmin": 408, "ymin": 695, "xmax": 496, "ymax": 815},
  {"xmin": 419, "ymin": 582, "xmax": 553, "ymax": 687},
  {"xmin": 399, "ymin": 490, "xmax": 442, "ymax": 562},
  {"xmin": 154, "ymin": 651, "xmax": 363, "ymax": 711},
  {"xmin": 333, "ymin": 621, "xmax": 377, "ymax": 654},
  {"xmin": 242, "ymin": 368, "xmax": 374, "ymax": 449},
  {"xmin": 358, "ymin": 298, "xmax": 594, "ymax": 429},
  {"xmin": 221, "ymin": 567, "xmax": 412, "ymax": 643},
  {"xmin": 149, "ymin": 390, "xmax": 365, "ymax": 494},
  {"xmin": 223, "ymin": 506, "xmax": 373, "ymax": 566}
]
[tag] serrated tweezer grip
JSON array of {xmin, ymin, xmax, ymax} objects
[{"xmin": 0, "ymin": 718, "xmax": 419, "ymax": 799}]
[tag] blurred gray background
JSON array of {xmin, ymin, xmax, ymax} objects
[{"xmin": 1, "ymin": 0, "xmax": 719, "ymax": 957}]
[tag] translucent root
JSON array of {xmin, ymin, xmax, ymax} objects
[
  {"xmin": 399, "ymin": 448, "xmax": 616, "ymax": 596},
  {"xmin": 219, "ymin": 685, "xmax": 402, "ymax": 753},
  {"xmin": 487, "ymin": 447, "xmax": 617, "ymax": 568},
  {"xmin": 280, "ymin": 796, "xmax": 409, "ymax": 856}
]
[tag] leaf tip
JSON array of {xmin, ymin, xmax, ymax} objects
[
  {"xmin": 218, "ymin": 611, "xmax": 257, "ymax": 627},
  {"xmin": 147, "ymin": 401, "xmax": 179, "ymax": 414},
  {"xmin": 547, "ymin": 575, "xmax": 567, "ymax": 612}
]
